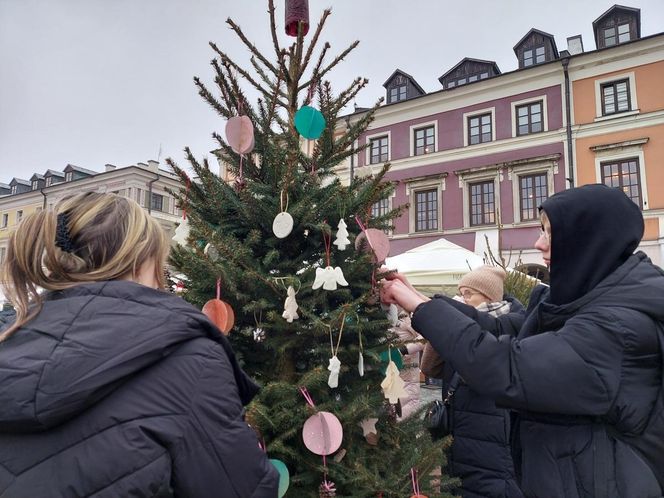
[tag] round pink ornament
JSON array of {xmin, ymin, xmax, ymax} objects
[
  {"xmin": 225, "ymin": 115, "xmax": 255, "ymax": 154},
  {"xmin": 302, "ymin": 411, "xmax": 343, "ymax": 455},
  {"xmin": 355, "ymin": 228, "xmax": 390, "ymax": 263}
]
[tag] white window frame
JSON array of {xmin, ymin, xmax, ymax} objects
[
  {"xmin": 409, "ymin": 120, "xmax": 438, "ymax": 156},
  {"xmin": 1, "ymin": 213, "xmax": 8, "ymax": 228},
  {"xmin": 406, "ymin": 176, "xmax": 446, "ymax": 234},
  {"xmin": 457, "ymin": 167, "xmax": 501, "ymax": 228},
  {"xmin": 463, "ymin": 107, "xmax": 496, "ymax": 147},
  {"xmin": 65, "ymin": 171, "xmax": 74, "ymax": 182},
  {"xmin": 511, "ymin": 95, "xmax": 549, "ymax": 137},
  {"xmin": 594, "ymin": 71, "xmax": 638, "ymax": 120},
  {"xmin": 16, "ymin": 210, "xmax": 23, "ymax": 223},
  {"xmin": 508, "ymin": 158, "xmax": 558, "ymax": 224},
  {"xmin": 364, "ymin": 131, "xmax": 391, "ymax": 166},
  {"xmin": 593, "ymin": 140, "xmax": 649, "ymax": 209}
]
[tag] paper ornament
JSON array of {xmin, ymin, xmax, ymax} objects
[
  {"xmin": 202, "ymin": 299, "xmax": 235, "ymax": 335},
  {"xmin": 379, "ymin": 348, "xmax": 403, "ymax": 373},
  {"xmin": 381, "ymin": 302, "xmax": 399, "ymax": 327},
  {"xmin": 302, "ymin": 411, "xmax": 343, "ymax": 455},
  {"xmin": 204, "ymin": 243, "xmax": 221, "ymax": 262},
  {"xmin": 358, "ymin": 351, "xmax": 364, "ymax": 377},
  {"xmin": 332, "ymin": 219, "xmax": 350, "ymax": 251},
  {"xmin": 381, "ymin": 360, "xmax": 408, "ymax": 404},
  {"xmin": 269, "ymin": 459, "xmax": 290, "ymax": 498},
  {"xmin": 282, "ymin": 285, "xmax": 299, "ymax": 322},
  {"xmin": 312, "ymin": 266, "xmax": 348, "ymax": 291},
  {"xmin": 327, "ymin": 355, "xmax": 341, "ymax": 388},
  {"xmin": 225, "ymin": 115, "xmax": 255, "ymax": 155},
  {"xmin": 359, "ymin": 418, "xmax": 379, "ymax": 446},
  {"xmin": 294, "ymin": 105, "xmax": 326, "ymax": 140},
  {"xmin": 253, "ymin": 327, "xmax": 265, "ymax": 343},
  {"xmin": 172, "ymin": 219, "xmax": 190, "ymax": 247},
  {"xmin": 355, "ymin": 227, "xmax": 390, "ymax": 264},
  {"xmin": 285, "ymin": 0, "xmax": 309, "ymax": 36},
  {"xmin": 273, "ymin": 211, "xmax": 294, "ymax": 239}
]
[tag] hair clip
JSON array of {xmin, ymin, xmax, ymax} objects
[{"xmin": 55, "ymin": 212, "xmax": 75, "ymax": 253}]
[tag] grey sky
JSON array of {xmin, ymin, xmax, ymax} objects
[{"xmin": 1, "ymin": 0, "xmax": 663, "ymax": 181}]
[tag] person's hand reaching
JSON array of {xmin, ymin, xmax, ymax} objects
[{"xmin": 379, "ymin": 279, "xmax": 428, "ymax": 313}]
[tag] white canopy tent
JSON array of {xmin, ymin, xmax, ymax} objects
[{"xmin": 385, "ymin": 237, "xmax": 485, "ymax": 291}]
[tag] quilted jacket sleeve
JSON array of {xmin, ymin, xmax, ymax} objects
[
  {"xmin": 169, "ymin": 339, "xmax": 278, "ymax": 498},
  {"xmin": 412, "ymin": 298, "xmax": 626, "ymax": 415}
]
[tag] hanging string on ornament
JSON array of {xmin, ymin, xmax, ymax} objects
[
  {"xmin": 312, "ymin": 227, "xmax": 348, "ymax": 291},
  {"xmin": 202, "ymin": 277, "xmax": 235, "ymax": 335},
  {"xmin": 294, "ymin": 81, "xmax": 326, "ymax": 140},
  {"xmin": 326, "ymin": 313, "xmax": 346, "ymax": 389},
  {"xmin": 333, "ymin": 218, "xmax": 350, "ymax": 251},
  {"xmin": 354, "ymin": 215, "xmax": 390, "ymax": 264},
  {"xmin": 410, "ymin": 467, "xmax": 428, "ymax": 498},
  {"xmin": 234, "ymin": 154, "xmax": 247, "ymax": 191},
  {"xmin": 172, "ymin": 175, "xmax": 191, "ymax": 247},
  {"xmin": 380, "ymin": 345, "xmax": 408, "ymax": 404},
  {"xmin": 284, "ymin": 0, "xmax": 309, "ymax": 37},
  {"xmin": 253, "ymin": 310, "xmax": 265, "ymax": 343},
  {"xmin": 273, "ymin": 190, "xmax": 294, "ymax": 239}
]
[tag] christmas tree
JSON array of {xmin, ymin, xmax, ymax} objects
[{"xmin": 167, "ymin": 1, "xmax": 456, "ymax": 496}]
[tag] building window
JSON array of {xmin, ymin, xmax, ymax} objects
[
  {"xmin": 369, "ymin": 136, "xmax": 389, "ymax": 164},
  {"xmin": 389, "ymin": 85, "xmax": 407, "ymax": 103},
  {"xmin": 468, "ymin": 113, "xmax": 492, "ymax": 145},
  {"xmin": 524, "ymin": 46, "xmax": 545, "ymax": 66},
  {"xmin": 469, "ymin": 181, "xmax": 495, "ymax": 226},
  {"xmin": 603, "ymin": 23, "xmax": 631, "ymax": 46},
  {"xmin": 65, "ymin": 171, "xmax": 74, "ymax": 182},
  {"xmin": 31, "ymin": 180, "xmax": 39, "ymax": 190},
  {"xmin": 45, "ymin": 177, "xmax": 53, "ymax": 187},
  {"xmin": 371, "ymin": 198, "xmax": 390, "ymax": 219},
  {"xmin": 415, "ymin": 189, "xmax": 438, "ymax": 231},
  {"xmin": 601, "ymin": 158, "xmax": 642, "ymax": 207},
  {"xmin": 516, "ymin": 101, "xmax": 543, "ymax": 135},
  {"xmin": 601, "ymin": 79, "xmax": 630, "ymax": 115},
  {"xmin": 519, "ymin": 173, "xmax": 548, "ymax": 221},
  {"xmin": 10, "ymin": 185, "xmax": 17, "ymax": 195},
  {"xmin": 1, "ymin": 213, "xmax": 7, "ymax": 228},
  {"xmin": 16, "ymin": 210, "xmax": 23, "ymax": 223},
  {"xmin": 151, "ymin": 193, "xmax": 164, "ymax": 212},
  {"xmin": 414, "ymin": 126, "xmax": 435, "ymax": 156}
]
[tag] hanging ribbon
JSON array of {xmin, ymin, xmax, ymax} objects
[
  {"xmin": 354, "ymin": 214, "xmax": 375, "ymax": 252},
  {"xmin": 299, "ymin": 386, "xmax": 316, "ymax": 409},
  {"xmin": 216, "ymin": 277, "xmax": 221, "ymax": 300},
  {"xmin": 411, "ymin": 468, "xmax": 420, "ymax": 496},
  {"xmin": 322, "ymin": 224, "xmax": 332, "ymax": 267},
  {"xmin": 280, "ymin": 190, "xmax": 289, "ymax": 214}
]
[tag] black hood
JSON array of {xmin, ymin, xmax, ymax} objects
[
  {"xmin": 540, "ymin": 184, "xmax": 644, "ymax": 305},
  {"xmin": 0, "ymin": 281, "xmax": 258, "ymax": 432}
]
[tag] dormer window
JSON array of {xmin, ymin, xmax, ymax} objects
[
  {"xmin": 439, "ymin": 58, "xmax": 500, "ymax": 90},
  {"xmin": 523, "ymin": 46, "xmax": 545, "ymax": 67},
  {"xmin": 31, "ymin": 180, "xmax": 39, "ymax": 190},
  {"xmin": 65, "ymin": 171, "xmax": 74, "ymax": 182},
  {"xmin": 603, "ymin": 23, "xmax": 631, "ymax": 46},
  {"xmin": 45, "ymin": 177, "xmax": 53, "ymax": 186},
  {"xmin": 10, "ymin": 185, "xmax": 17, "ymax": 195},
  {"xmin": 389, "ymin": 85, "xmax": 407, "ymax": 103}
]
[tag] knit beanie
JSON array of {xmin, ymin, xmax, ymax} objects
[{"xmin": 458, "ymin": 265, "xmax": 506, "ymax": 303}]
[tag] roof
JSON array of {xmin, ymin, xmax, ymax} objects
[
  {"xmin": 44, "ymin": 169, "xmax": 65, "ymax": 178},
  {"xmin": 513, "ymin": 28, "xmax": 559, "ymax": 57},
  {"xmin": 30, "ymin": 173, "xmax": 44, "ymax": 181},
  {"xmin": 438, "ymin": 57, "xmax": 501, "ymax": 84},
  {"xmin": 592, "ymin": 4, "xmax": 641, "ymax": 45},
  {"xmin": 9, "ymin": 178, "xmax": 31, "ymax": 187},
  {"xmin": 382, "ymin": 69, "xmax": 426, "ymax": 95},
  {"xmin": 64, "ymin": 164, "xmax": 98, "ymax": 176}
]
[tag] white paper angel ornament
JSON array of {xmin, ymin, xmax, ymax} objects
[
  {"xmin": 312, "ymin": 266, "xmax": 348, "ymax": 291},
  {"xmin": 282, "ymin": 285, "xmax": 300, "ymax": 323}
]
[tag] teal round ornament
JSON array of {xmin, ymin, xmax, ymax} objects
[
  {"xmin": 294, "ymin": 105, "xmax": 326, "ymax": 139},
  {"xmin": 379, "ymin": 348, "xmax": 403, "ymax": 374},
  {"xmin": 269, "ymin": 458, "xmax": 290, "ymax": 498}
]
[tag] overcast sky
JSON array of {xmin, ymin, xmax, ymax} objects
[{"xmin": 1, "ymin": 0, "xmax": 663, "ymax": 182}]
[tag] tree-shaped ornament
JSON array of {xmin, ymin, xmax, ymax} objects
[{"xmin": 332, "ymin": 218, "xmax": 350, "ymax": 250}]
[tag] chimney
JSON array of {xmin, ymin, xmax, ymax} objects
[
  {"xmin": 105, "ymin": 164, "xmax": 116, "ymax": 172},
  {"xmin": 567, "ymin": 35, "xmax": 584, "ymax": 55},
  {"xmin": 147, "ymin": 160, "xmax": 159, "ymax": 172}
]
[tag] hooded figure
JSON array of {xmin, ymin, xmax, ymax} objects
[{"xmin": 384, "ymin": 184, "xmax": 664, "ymax": 498}]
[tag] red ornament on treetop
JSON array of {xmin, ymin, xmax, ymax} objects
[{"xmin": 285, "ymin": 0, "xmax": 309, "ymax": 37}]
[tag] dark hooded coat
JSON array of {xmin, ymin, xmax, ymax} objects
[
  {"xmin": 412, "ymin": 185, "xmax": 664, "ymax": 498},
  {"xmin": 0, "ymin": 281, "xmax": 279, "ymax": 498}
]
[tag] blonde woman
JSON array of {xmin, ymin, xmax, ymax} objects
[{"xmin": 0, "ymin": 192, "xmax": 278, "ymax": 497}]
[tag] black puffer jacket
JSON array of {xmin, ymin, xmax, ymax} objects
[
  {"xmin": 413, "ymin": 185, "xmax": 664, "ymax": 498},
  {"xmin": 436, "ymin": 296, "xmax": 524, "ymax": 498},
  {"xmin": 0, "ymin": 281, "xmax": 278, "ymax": 497}
]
